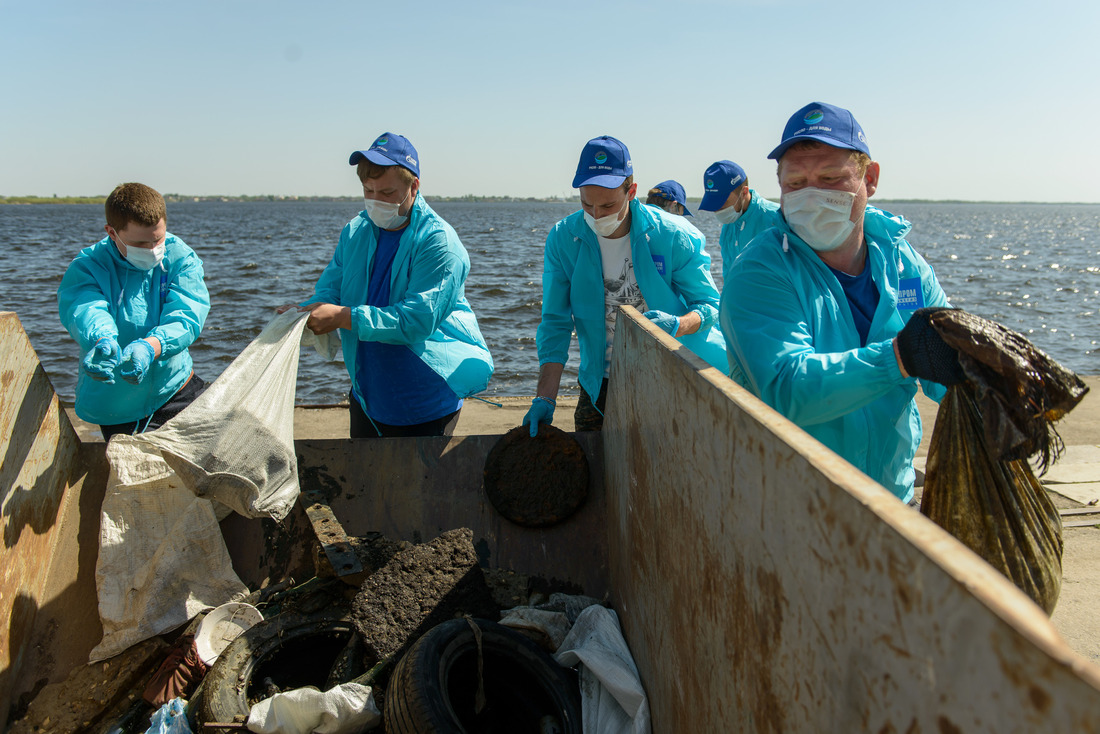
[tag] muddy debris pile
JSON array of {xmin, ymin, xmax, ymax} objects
[
  {"xmin": 349, "ymin": 527, "xmax": 500, "ymax": 662},
  {"xmin": 11, "ymin": 526, "xmax": 596, "ymax": 733}
]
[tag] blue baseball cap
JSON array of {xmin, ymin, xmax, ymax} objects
[
  {"xmin": 698, "ymin": 161, "xmax": 747, "ymax": 212},
  {"xmin": 572, "ymin": 135, "xmax": 633, "ymax": 188},
  {"xmin": 768, "ymin": 102, "xmax": 869, "ymax": 161},
  {"xmin": 650, "ymin": 180, "xmax": 692, "ymax": 216},
  {"xmin": 349, "ymin": 132, "xmax": 420, "ymax": 177}
]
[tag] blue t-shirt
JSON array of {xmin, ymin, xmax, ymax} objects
[
  {"xmin": 828, "ymin": 262, "xmax": 880, "ymax": 347},
  {"xmin": 353, "ymin": 227, "xmax": 461, "ymax": 425}
]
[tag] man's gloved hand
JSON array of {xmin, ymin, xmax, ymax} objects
[
  {"xmin": 521, "ymin": 397, "xmax": 556, "ymax": 438},
  {"xmin": 895, "ymin": 308, "xmax": 966, "ymax": 386},
  {"xmin": 119, "ymin": 339, "xmax": 156, "ymax": 385},
  {"xmin": 643, "ymin": 310, "xmax": 679, "ymax": 337},
  {"xmin": 81, "ymin": 336, "xmax": 121, "ymax": 383}
]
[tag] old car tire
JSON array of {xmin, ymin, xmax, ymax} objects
[
  {"xmin": 385, "ymin": 617, "xmax": 581, "ymax": 733},
  {"xmin": 197, "ymin": 612, "xmax": 364, "ymax": 725}
]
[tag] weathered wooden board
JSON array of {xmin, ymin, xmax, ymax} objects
[{"xmin": 604, "ymin": 306, "xmax": 1100, "ymax": 733}]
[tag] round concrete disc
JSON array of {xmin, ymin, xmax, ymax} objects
[{"xmin": 483, "ymin": 425, "xmax": 589, "ymax": 527}]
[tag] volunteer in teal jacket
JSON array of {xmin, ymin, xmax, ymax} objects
[
  {"xmin": 721, "ymin": 103, "xmax": 950, "ymax": 503},
  {"xmin": 524, "ymin": 135, "xmax": 726, "ymax": 436},
  {"xmin": 697, "ymin": 160, "xmax": 782, "ymax": 286},
  {"xmin": 58, "ymin": 183, "xmax": 208, "ymax": 438},
  {"xmin": 294, "ymin": 133, "xmax": 493, "ymax": 438}
]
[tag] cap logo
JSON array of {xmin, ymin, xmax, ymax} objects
[
  {"xmin": 594, "ymin": 152, "xmax": 608, "ymax": 164},
  {"xmin": 857, "ymin": 132, "xmax": 867, "ymax": 144},
  {"xmin": 731, "ymin": 174, "xmax": 744, "ymax": 187},
  {"xmin": 406, "ymin": 155, "xmax": 417, "ymax": 166},
  {"xmin": 705, "ymin": 179, "xmax": 715, "ymax": 189},
  {"xmin": 803, "ymin": 110, "xmax": 824, "ymax": 125},
  {"xmin": 375, "ymin": 137, "xmax": 388, "ymax": 146}
]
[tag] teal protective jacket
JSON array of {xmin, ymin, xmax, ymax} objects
[
  {"xmin": 718, "ymin": 189, "xmax": 782, "ymax": 285},
  {"xmin": 310, "ymin": 194, "xmax": 494, "ymax": 405},
  {"xmin": 539, "ymin": 199, "xmax": 727, "ymax": 402},
  {"xmin": 58, "ymin": 234, "xmax": 209, "ymax": 425},
  {"xmin": 720, "ymin": 205, "xmax": 949, "ymax": 501}
]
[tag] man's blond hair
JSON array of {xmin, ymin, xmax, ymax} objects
[{"xmin": 105, "ymin": 183, "xmax": 166, "ymax": 231}]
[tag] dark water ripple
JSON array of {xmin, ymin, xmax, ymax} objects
[{"xmin": 2, "ymin": 200, "xmax": 1097, "ymax": 406}]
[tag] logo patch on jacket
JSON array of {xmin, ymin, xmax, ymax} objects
[
  {"xmin": 897, "ymin": 277, "xmax": 924, "ymax": 310},
  {"xmin": 652, "ymin": 255, "xmax": 665, "ymax": 275}
]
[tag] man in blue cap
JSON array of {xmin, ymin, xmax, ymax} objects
[
  {"xmin": 696, "ymin": 160, "xmax": 781, "ymax": 286},
  {"xmin": 523, "ymin": 135, "xmax": 727, "ymax": 435},
  {"xmin": 719, "ymin": 102, "xmax": 958, "ymax": 504},
  {"xmin": 288, "ymin": 132, "xmax": 494, "ymax": 437},
  {"xmin": 645, "ymin": 180, "xmax": 692, "ymax": 217}
]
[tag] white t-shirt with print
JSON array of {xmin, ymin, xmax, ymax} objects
[{"xmin": 598, "ymin": 233, "xmax": 647, "ymax": 374}]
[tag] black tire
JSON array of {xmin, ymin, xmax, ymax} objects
[
  {"xmin": 197, "ymin": 612, "xmax": 365, "ymax": 725},
  {"xmin": 385, "ymin": 618, "xmax": 582, "ymax": 733}
]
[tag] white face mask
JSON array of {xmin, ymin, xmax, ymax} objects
[
  {"xmin": 713, "ymin": 205, "xmax": 742, "ymax": 226},
  {"xmin": 781, "ymin": 187, "xmax": 857, "ymax": 252},
  {"xmin": 364, "ymin": 190, "xmax": 411, "ymax": 230},
  {"xmin": 584, "ymin": 199, "xmax": 628, "ymax": 238},
  {"xmin": 117, "ymin": 237, "xmax": 166, "ymax": 270}
]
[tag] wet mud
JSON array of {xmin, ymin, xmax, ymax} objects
[{"xmin": 483, "ymin": 425, "xmax": 589, "ymax": 527}]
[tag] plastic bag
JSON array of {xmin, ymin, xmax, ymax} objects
[
  {"xmin": 143, "ymin": 635, "xmax": 208, "ymax": 708},
  {"xmin": 245, "ymin": 683, "xmax": 381, "ymax": 734},
  {"xmin": 555, "ymin": 604, "xmax": 651, "ymax": 734},
  {"xmin": 922, "ymin": 387, "xmax": 1064, "ymax": 613},
  {"xmin": 144, "ymin": 698, "xmax": 192, "ymax": 734},
  {"xmin": 919, "ymin": 310, "xmax": 1087, "ymax": 614}
]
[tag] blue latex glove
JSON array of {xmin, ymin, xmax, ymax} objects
[
  {"xmin": 119, "ymin": 339, "xmax": 156, "ymax": 385},
  {"xmin": 81, "ymin": 336, "xmax": 121, "ymax": 383},
  {"xmin": 643, "ymin": 310, "xmax": 679, "ymax": 337},
  {"xmin": 522, "ymin": 397, "xmax": 556, "ymax": 437}
]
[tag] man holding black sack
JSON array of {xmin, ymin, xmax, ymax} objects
[{"xmin": 720, "ymin": 102, "xmax": 962, "ymax": 504}]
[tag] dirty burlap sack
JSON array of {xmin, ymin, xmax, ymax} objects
[{"xmin": 920, "ymin": 309, "xmax": 1089, "ymax": 614}]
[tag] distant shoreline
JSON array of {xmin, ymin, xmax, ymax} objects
[{"xmin": 2, "ymin": 195, "xmax": 1098, "ymax": 206}]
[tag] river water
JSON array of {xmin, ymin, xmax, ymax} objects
[{"xmin": 2, "ymin": 200, "xmax": 1097, "ymax": 404}]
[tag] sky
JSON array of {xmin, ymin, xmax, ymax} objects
[{"xmin": 2, "ymin": 0, "xmax": 1099, "ymax": 202}]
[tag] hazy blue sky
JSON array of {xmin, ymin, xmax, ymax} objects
[{"xmin": 3, "ymin": 0, "xmax": 1098, "ymax": 202}]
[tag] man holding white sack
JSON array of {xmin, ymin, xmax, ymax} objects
[{"xmin": 286, "ymin": 132, "xmax": 494, "ymax": 438}]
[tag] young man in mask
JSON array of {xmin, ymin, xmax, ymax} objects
[
  {"xmin": 58, "ymin": 182, "xmax": 209, "ymax": 440},
  {"xmin": 523, "ymin": 135, "xmax": 727, "ymax": 436},
  {"xmin": 719, "ymin": 102, "xmax": 958, "ymax": 504},
  {"xmin": 292, "ymin": 132, "xmax": 493, "ymax": 438},
  {"xmin": 695, "ymin": 159, "xmax": 781, "ymax": 286}
]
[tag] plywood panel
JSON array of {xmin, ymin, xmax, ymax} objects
[
  {"xmin": 604, "ymin": 306, "xmax": 1100, "ymax": 733},
  {"xmin": 0, "ymin": 311, "xmax": 101, "ymax": 724}
]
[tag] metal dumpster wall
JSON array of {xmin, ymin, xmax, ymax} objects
[
  {"xmin": 604, "ymin": 307, "xmax": 1100, "ymax": 733},
  {"xmin": 0, "ymin": 312, "xmax": 106, "ymax": 727}
]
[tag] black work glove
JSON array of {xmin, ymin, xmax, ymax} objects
[{"xmin": 895, "ymin": 308, "xmax": 966, "ymax": 386}]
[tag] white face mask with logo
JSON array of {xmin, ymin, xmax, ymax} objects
[
  {"xmin": 584, "ymin": 199, "xmax": 628, "ymax": 238},
  {"xmin": 713, "ymin": 204, "xmax": 743, "ymax": 226},
  {"xmin": 364, "ymin": 190, "xmax": 411, "ymax": 230},
  {"xmin": 116, "ymin": 236, "xmax": 166, "ymax": 270},
  {"xmin": 781, "ymin": 187, "xmax": 857, "ymax": 252}
]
